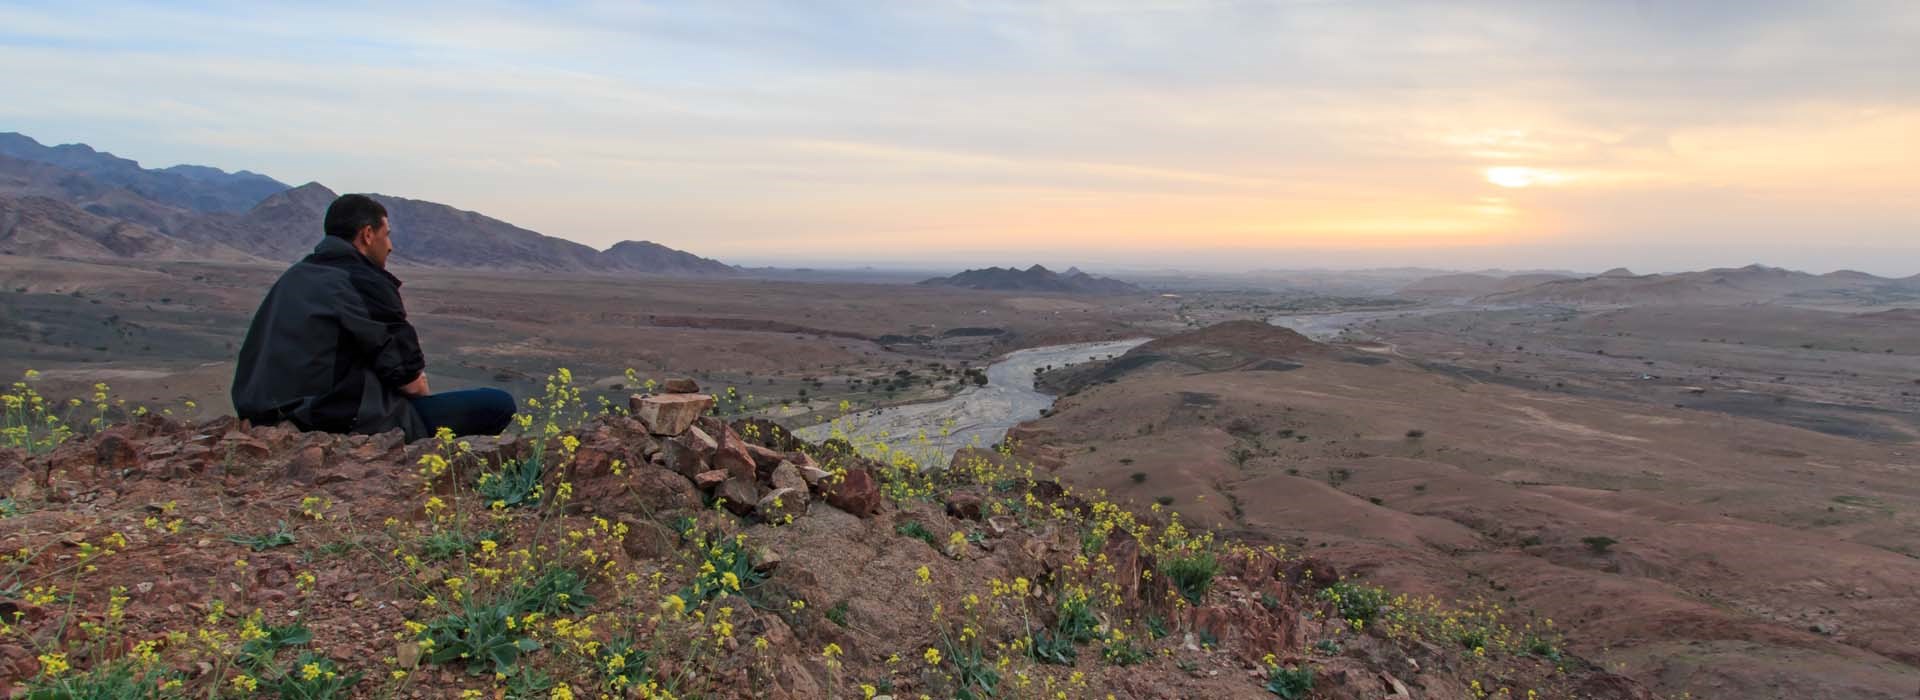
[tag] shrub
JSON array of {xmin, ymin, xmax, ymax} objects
[
  {"xmin": 519, "ymin": 567, "xmax": 595, "ymax": 615},
  {"xmin": 1318, "ymin": 581, "xmax": 1389, "ymax": 624},
  {"xmin": 1155, "ymin": 495, "xmax": 1175, "ymax": 506},
  {"xmin": 1266, "ymin": 664, "xmax": 1315, "ymax": 699},
  {"xmin": 1405, "ymin": 429, "xmax": 1426, "ymax": 438},
  {"xmin": 896, "ymin": 521, "xmax": 937, "ymax": 547},
  {"xmin": 826, "ymin": 600, "xmax": 851, "ymax": 627},
  {"xmin": 1129, "ymin": 471, "xmax": 1147, "ymax": 484},
  {"xmin": 1164, "ymin": 551, "xmax": 1219, "ymax": 605},
  {"xmin": 20, "ymin": 660, "xmax": 179, "ymax": 700},
  {"xmin": 477, "ymin": 451, "xmax": 543, "ymax": 508},
  {"xmin": 227, "ymin": 521, "xmax": 297, "ymax": 551},
  {"xmin": 1583, "ymin": 536, "xmax": 1618, "ymax": 554},
  {"xmin": 595, "ymin": 636, "xmax": 653, "ymax": 691},
  {"xmin": 421, "ymin": 598, "xmax": 542, "ymax": 675},
  {"xmin": 420, "ymin": 528, "xmax": 497, "ymax": 562}
]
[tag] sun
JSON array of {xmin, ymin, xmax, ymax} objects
[
  {"xmin": 1484, "ymin": 166, "xmax": 1569, "ymax": 188},
  {"xmin": 1485, "ymin": 166, "xmax": 1540, "ymax": 188}
]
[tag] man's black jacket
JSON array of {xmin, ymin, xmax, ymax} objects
[{"xmin": 231, "ymin": 236, "xmax": 430, "ymax": 440}]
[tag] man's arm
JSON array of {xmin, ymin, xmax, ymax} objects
[
  {"xmin": 337, "ymin": 274, "xmax": 428, "ymax": 391},
  {"xmin": 399, "ymin": 373, "xmax": 431, "ymax": 397}
]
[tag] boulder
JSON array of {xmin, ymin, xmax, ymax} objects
[
  {"xmin": 285, "ymin": 445, "xmax": 327, "ymax": 482},
  {"xmin": 627, "ymin": 467, "xmax": 701, "ymax": 514},
  {"xmin": 822, "ymin": 468, "xmax": 882, "ymax": 518},
  {"xmin": 663, "ymin": 377, "xmax": 701, "ymax": 394},
  {"xmin": 757, "ymin": 487, "xmax": 808, "ymax": 523},
  {"xmin": 711, "ymin": 426, "xmax": 758, "ymax": 484},
  {"xmin": 618, "ymin": 516, "xmax": 681, "ymax": 560},
  {"xmin": 631, "ymin": 394, "xmax": 715, "ymax": 436},
  {"xmin": 93, "ymin": 432, "xmax": 140, "ymax": 472},
  {"xmin": 797, "ymin": 465, "xmax": 833, "ymax": 488},
  {"xmin": 944, "ymin": 490, "xmax": 984, "ymax": 521},
  {"xmin": 693, "ymin": 469, "xmax": 728, "ymax": 490},
  {"xmin": 769, "ymin": 462, "xmax": 808, "ymax": 494},
  {"xmin": 744, "ymin": 443, "xmax": 786, "ymax": 472},
  {"xmin": 662, "ymin": 427, "xmax": 717, "ymax": 478},
  {"xmin": 718, "ymin": 477, "xmax": 759, "ymax": 516}
]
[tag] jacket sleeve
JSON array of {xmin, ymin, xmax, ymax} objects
[{"xmin": 337, "ymin": 274, "xmax": 427, "ymax": 388}]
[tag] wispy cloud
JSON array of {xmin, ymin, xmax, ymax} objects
[{"xmin": 1, "ymin": 0, "xmax": 1915, "ymax": 272}]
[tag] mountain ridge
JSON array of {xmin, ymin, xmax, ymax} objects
[
  {"xmin": 0, "ymin": 132, "xmax": 735, "ymax": 276},
  {"xmin": 919, "ymin": 264, "xmax": 1144, "ymax": 295}
]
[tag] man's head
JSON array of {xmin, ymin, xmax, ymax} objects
[{"xmin": 323, "ymin": 194, "xmax": 392, "ymax": 268}]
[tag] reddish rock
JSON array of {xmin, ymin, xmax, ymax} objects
[
  {"xmin": 1234, "ymin": 547, "xmax": 1284, "ymax": 584},
  {"xmin": 94, "ymin": 432, "xmax": 140, "ymax": 471},
  {"xmin": 694, "ymin": 469, "xmax": 729, "ymax": 489},
  {"xmin": 0, "ymin": 642, "xmax": 37, "ymax": 693},
  {"xmin": 757, "ymin": 487, "xmax": 808, "ymax": 522},
  {"xmin": 662, "ymin": 377, "xmax": 701, "ymax": 394},
  {"xmin": 797, "ymin": 464, "xmax": 833, "ymax": 488},
  {"xmin": 571, "ymin": 444, "xmax": 619, "ymax": 480},
  {"xmin": 718, "ymin": 477, "xmax": 760, "ymax": 516},
  {"xmin": 1283, "ymin": 557, "xmax": 1340, "ymax": 590},
  {"xmin": 822, "ymin": 468, "xmax": 882, "ymax": 517},
  {"xmin": 769, "ymin": 462, "xmax": 807, "ymax": 494},
  {"xmin": 711, "ymin": 426, "xmax": 758, "ymax": 484},
  {"xmin": 628, "ymin": 467, "xmax": 701, "ymax": 514},
  {"xmin": 631, "ymin": 394, "xmax": 715, "ymax": 436},
  {"xmin": 286, "ymin": 445, "xmax": 327, "ymax": 482},
  {"xmin": 744, "ymin": 443, "xmax": 786, "ymax": 472},
  {"xmin": 1099, "ymin": 529, "xmax": 1150, "ymax": 607},
  {"xmin": 1185, "ymin": 598, "xmax": 1299, "ymax": 665},
  {"xmin": 221, "ymin": 434, "xmax": 272, "ymax": 463},
  {"xmin": 662, "ymin": 428, "xmax": 716, "ymax": 478},
  {"xmin": 945, "ymin": 491, "xmax": 985, "ymax": 520},
  {"xmin": 618, "ymin": 516, "xmax": 680, "ymax": 560}
]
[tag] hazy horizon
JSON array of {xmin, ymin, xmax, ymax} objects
[{"xmin": 3, "ymin": 1, "xmax": 1915, "ymax": 276}]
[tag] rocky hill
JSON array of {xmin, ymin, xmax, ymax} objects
[
  {"xmin": 1395, "ymin": 272, "xmax": 1572, "ymax": 299},
  {"xmin": 0, "ymin": 132, "xmax": 735, "ymax": 276},
  {"xmin": 1479, "ymin": 264, "xmax": 1919, "ymax": 307},
  {"xmin": 0, "ymin": 375, "xmax": 1648, "ymax": 699},
  {"xmin": 921, "ymin": 265, "xmax": 1144, "ymax": 295},
  {"xmin": 0, "ymin": 194, "xmax": 258, "ymax": 261}
]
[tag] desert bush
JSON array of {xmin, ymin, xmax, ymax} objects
[
  {"xmin": 1164, "ymin": 551, "xmax": 1220, "ymax": 605},
  {"xmin": 1318, "ymin": 581, "xmax": 1389, "ymax": 624},
  {"xmin": 1265, "ymin": 664, "xmax": 1315, "ymax": 699},
  {"xmin": 227, "ymin": 521, "xmax": 297, "ymax": 551},
  {"xmin": 1583, "ymin": 536, "xmax": 1618, "ymax": 554}
]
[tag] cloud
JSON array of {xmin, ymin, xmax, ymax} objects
[{"xmin": 0, "ymin": 0, "xmax": 1915, "ymax": 272}]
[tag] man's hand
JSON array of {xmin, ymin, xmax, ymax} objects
[{"xmin": 399, "ymin": 372, "xmax": 431, "ymax": 398}]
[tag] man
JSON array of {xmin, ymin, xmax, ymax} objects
[{"xmin": 231, "ymin": 193, "xmax": 516, "ymax": 440}]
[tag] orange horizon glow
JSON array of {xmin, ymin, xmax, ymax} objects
[{"xmin": 2, "ymin": 3, "xmax": 1914, "ymax": 272}]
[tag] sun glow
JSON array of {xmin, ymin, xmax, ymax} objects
[{"xmin": 1484, "ymin": 166, "xmax": 1565, "ymax": 188}]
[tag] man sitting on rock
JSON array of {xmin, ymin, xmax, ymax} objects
[{"xmin": 231, "ymin": 194, "xmax": 515, "ymax": 440}]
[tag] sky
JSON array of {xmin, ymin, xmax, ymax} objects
[{"xmin": 1, "ymin": 1, "xmax": 1916, "ymax": 275}]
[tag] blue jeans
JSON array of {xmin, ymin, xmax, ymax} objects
[{"xmin": 410, "ymin": 388, "xmax": 517, "ymax": 437}]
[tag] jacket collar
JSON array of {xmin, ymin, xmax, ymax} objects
[{"xmin": 310, "ymin": 235, "xmax": 404, "ymax": 288}]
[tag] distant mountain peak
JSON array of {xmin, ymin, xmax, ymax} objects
[{"xmin": 919, "ymin": 264, "xmax": 1142, "ymax": 295}]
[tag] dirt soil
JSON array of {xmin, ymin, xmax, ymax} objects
[
  {"xmin": 1020, "ymin": 319, "xmax": 1920, "ymax": 700},
  {"xmin": 0, "ymin": 412, "xmax": 1652, "ymax": 698},
  {"xmin": 0, "ymin": 255, "xmax": 1178, "ymax": 426}
]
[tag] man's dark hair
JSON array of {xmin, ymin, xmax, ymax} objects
[{"xmin": 324, "ymin": 194, "xmax": 388, "ymax": 239}]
